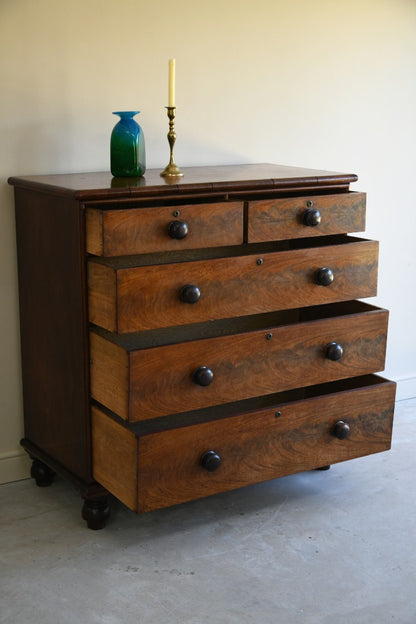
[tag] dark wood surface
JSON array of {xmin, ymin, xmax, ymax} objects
[
  {"xmin": 14, "ymin": 187, "xmax": 92, "ymax": 483},
  {"xmin": 8, "ymin": 163, "xmax": 358, "ymax": 200}
]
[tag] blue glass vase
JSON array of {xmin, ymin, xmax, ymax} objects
[{"xmin": 110, "ymin": 111, "xmax": 146, "ymax": 177}]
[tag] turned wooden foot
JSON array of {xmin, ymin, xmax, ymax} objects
[
  {"xmin": 30, "ymin": 458, "xmax": 56, "ymax": 486},
  {"xmin": 82, "ymin": 496, "xmax": 111, "ymax": 530},
  {"xmin": 315, "ymin": 465, "xmax": 331, "ymax": 471}
]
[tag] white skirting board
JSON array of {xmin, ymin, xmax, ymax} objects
[
  {"xmin": 395, "ymin": 375, "xmax": 416, "ymax": 403},
  {"xmin": 0, "ymin": 449, "xmax": 31, "ymax": 485}
]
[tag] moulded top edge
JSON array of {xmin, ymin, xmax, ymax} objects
[{"xmin": 8, "ymin": 163, "xmax": 358, "ymax": 200}]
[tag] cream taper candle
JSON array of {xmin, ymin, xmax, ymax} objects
[{"xmin": 168, "ymin": 58, "xmax": 175, "ymax": 107}]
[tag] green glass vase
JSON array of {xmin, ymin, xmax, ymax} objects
[{"xmin": 110, "ymin": 111, "xmax": 146, "ymax": 177}]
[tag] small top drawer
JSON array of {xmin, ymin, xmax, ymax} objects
[
  {"xmin": 247, "ymin": 192, "xmax": 366, "ymax": 242},
  {"xmin": 86, "ymin": 201, "xmax": 244, "ymax": 256}
]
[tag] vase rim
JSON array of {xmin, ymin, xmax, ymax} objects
[{"xmin": 112, "ymin": 111, "xmax": 140, "ymax": 117}]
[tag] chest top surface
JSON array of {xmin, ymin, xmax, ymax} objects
[{"xmin": 8, "ymin": 163, "xmax": 357, "ymax": 200}]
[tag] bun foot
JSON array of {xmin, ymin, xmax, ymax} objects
[
  {"xmin": 82, "ymin": 496, "xmax": 111, "ymax": 530},
  {"xmin": 30, "ymin": 459, "xmax": 56, "ymax": 486},
  {"xmin": 315, "ymin": 465, "xmax": 331, "ymax": 471}
]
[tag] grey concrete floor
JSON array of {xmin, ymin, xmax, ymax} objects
[{"xmin": 1, "ymin": 398, "xmax": 415, "ymax": 624}]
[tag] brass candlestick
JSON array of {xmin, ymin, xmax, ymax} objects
[{"xmin": 160, "ymin": 106, "xmax": 184, "ymax": 177}]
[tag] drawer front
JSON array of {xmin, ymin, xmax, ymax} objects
[
  {"xmin": 247, "ymin": 192, "xmax": 366, "ymax": 243},
  {"xmin": 88, "ymin": 238, "xmax": 378, "ymax": 333},
  {"xmin": 89, "ymin": 305, "xmax": 388, "ymax": 421},
  {"xmin": 91, "ymin": 379, "xmax": 396, "ymax": 512},
  {"xmin": 86, "ymin": 201, "xmax": 244, "ymax": 256}
]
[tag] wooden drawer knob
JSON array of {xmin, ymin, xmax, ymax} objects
[
  {"xmin": 193, "ymin": 366, "xmax": 214, "ymax": 386},
  {"xmin": 303, "ymin": 207, "xmax": 322, "ymax": 227},
  {"xmin": 315, "ymin": 267, "xmax": 334, "ymax": 286},
  {"xmin": 332, "ymin": 420, "xmax": 351, "ymax": 440},
  {"xmin": 200, "ymin": 450, "xmax": 222, "ymax": 471},
  {"xmin": 168, "ymin": 219, "xmax": 189, "ymax": 239},
  {"xmin": 326, "ymin": 342, "xmax": 344, "ymax": 361},
  {"xmin": 180, "ymin": 284, "xmax": 201, "ymax": 304}
]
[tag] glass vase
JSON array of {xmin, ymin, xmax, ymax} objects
[{"xmin": 110, "ymin": 111, "xmax": 146, "ymax": 177}]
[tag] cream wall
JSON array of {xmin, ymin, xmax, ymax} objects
[{"xmin": 1, "ymin": 0, "xmax": 415, "ymax": 483}]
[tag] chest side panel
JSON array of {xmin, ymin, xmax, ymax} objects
[{"xmin": 15, "ymin": 188, "xmax": 91, "ymax": 481}]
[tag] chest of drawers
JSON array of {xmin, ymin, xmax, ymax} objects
[{"xmin": 9, "ymin": 164, "xmax": 395, "ymax": 528}]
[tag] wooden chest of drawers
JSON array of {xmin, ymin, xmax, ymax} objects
[{"xmin": 9, "ymin": 164, "xmax": 395, "ymax": 529}]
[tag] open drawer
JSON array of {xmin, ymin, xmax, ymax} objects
[
  {"xmin": 247, "ymin": 191, "xmax": 366, "ymax": 242},
  {"xmin": 88, "ymin": 236, "xmax": 378, "ymax": 332},
  {"xmin": 92, "ymin": 375, "xmax": 396, "ymax": 512},
  {"xmin": 90, "ymin": 301, "xmax": 389, "ymax": 421}
]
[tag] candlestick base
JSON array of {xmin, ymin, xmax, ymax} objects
[
  {"xmin": 160, "ymin": 106, "xmax": 184, "ymax": 178},
  {"xmin": 161, "ymin": 162, "xmax": 184, "ymax": 177}
]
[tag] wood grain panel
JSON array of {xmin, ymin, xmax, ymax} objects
[
  {"xmin": 91, "ymin": 305, "xmax": 388, "ymax": 421},
  {"xmin": 88, "ymin": 238, "xmax": 378, "ymax": 333},
  {"xmin": 137, "ymin": 379, "xmax": 395, "ymax": 511},
  {"xmin": 248, "ymin": 192, "xmax": 366, "ymax": 242},
  {"xmin": 90, "ymin": 333, "xmax": 129, "ymax": 419},
  {"xmin": 92, "ymin": 406, "xmax": 138, "ymax": 510},
  {"xmin": 85, "ymin": 208, "xmax": 104, "ymax": 255},
  {"xmin": 86, "ymin": 201, "xmax": 244, "ymax": 256},
  {"xmin": 14, "ymin": 188, "xmax": 92, "ymax": 481},
  {"xmin": 88, "ymin": 262, "xmax": 117, "ymax": 331}
]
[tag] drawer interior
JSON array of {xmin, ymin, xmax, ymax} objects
[
  {"xmin": 89, "ymin": 235, "xmax": 369, "ymax": 269},
  {"xmin": 120, "ymin": 374, "xmax": 396, "ymax": 435},
  {"xmin": 94, "ymin": 300, "xmax": 384, "ymax": 351}
]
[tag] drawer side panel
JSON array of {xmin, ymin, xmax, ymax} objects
[
  {"xmin": 90, "ymin": 333, "xmax": 129, "ymax": 419},
  {"xmin": 92, "ymin": 406, "xmax": 138, "ymax": 510},
  {"xmin": 88, "ymin": 262, "xmax": 117, "ymax": 332}
]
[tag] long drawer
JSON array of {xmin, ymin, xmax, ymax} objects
[
  {"xmin": 88, "ymin": 236, "xmax": 378, "ymax": 332},
  {"xmin": 90, "ymin": 302, "xmax": 388, "ymax": 421},
  {"xmin": 247, "ymin": 192, "xmax": 366, "ymax": 242},
  {"xmin": 91, "ymin": 376, "xmax": 396, "ymax": 512},
  {"xmin": 86, "ymin": 201, "xmax": 244, "ymax": 256}
]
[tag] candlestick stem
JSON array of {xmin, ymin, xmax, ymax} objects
[{"xmin": 160, "ymin": 107, "xmax": 183, "ymax": 177}]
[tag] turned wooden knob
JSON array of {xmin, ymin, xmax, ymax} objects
[
  {"xmin": 303, "ymin": 208, "xmax": 322, "ymax": 227},
  {"xmin": 332, "ymin": 420, "xmax": 351, "ymax": 440},
  {"xmin": 193, "ymin": 366, "xmax": 214, "ymax": 386},
  {"xmin": 315, "ymin": 267, "xmax": 334, "ymax": 286},
  {"xmin": 326, "ymin": 342, "xmax": 344, "ymax": 361},
  {"xmin": 200, "ymin": 450, "xmax": 222, "ymax": 471},
  {"xmin": 180, "ymin": 284, "xmax": 201, "ymax": 304},
  {"xmin": 168, "ymin": 220, "xmax": 188, "ymax": 239}
]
